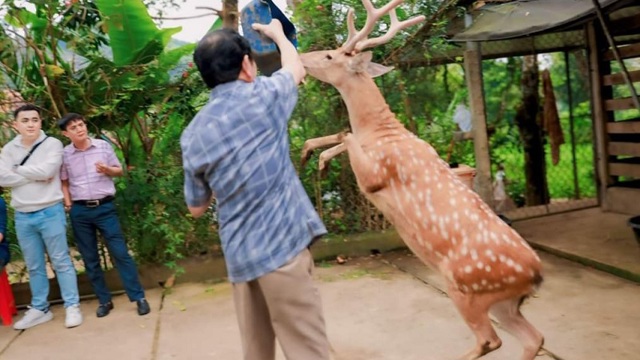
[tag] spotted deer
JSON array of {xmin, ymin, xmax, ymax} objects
[{"xmin": 298, "ymin": 1, "xmax": 544, "ymax": 359}]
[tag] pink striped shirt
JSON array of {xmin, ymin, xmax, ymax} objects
[{"xmin": 60, "ymin": 138, "xmax": 120, "ymax": 201}]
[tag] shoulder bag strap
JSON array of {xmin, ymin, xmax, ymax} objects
[{"xmin": 19, "ymin": 136, "xmax": 49, "ymax": 166}]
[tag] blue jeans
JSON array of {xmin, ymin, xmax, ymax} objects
[
  {"xmin": 70, "ymin": 201, "xmax": 144, "ymax": 304},
  {"xmin": 15, "ymin": 202, "xmax": 80, "ymax": 310}
]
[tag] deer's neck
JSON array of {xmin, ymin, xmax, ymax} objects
[{"xmin": 337, "ymin": 76, "xmax": 401, "ymax": 135}]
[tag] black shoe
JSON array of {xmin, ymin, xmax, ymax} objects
[
  {"xmin": 96, "ymin": 301, "xmax": 114, "ymax": 318},
  {"xmin": 136, "ymin": 299, "xmax": 150, "ymax": 316}
]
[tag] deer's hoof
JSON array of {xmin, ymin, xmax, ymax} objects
[
  {"xmin": 301, "ymin": 150, "xmax": 313, "ymax": 168},
  {"xmin": 319, "ymin": 162, "xmax": 330, "ymax": 178}
]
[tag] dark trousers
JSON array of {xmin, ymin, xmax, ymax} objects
[{"xmin": 70, "ymin": 201, "xmax": 145, "ymax": 304}]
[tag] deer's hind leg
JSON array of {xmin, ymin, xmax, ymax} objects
[
  {"xmin": 490, "ymin": 297, "xmax": 544, "ymax": 360},
  {"xmin": 447, "ymin": 286, "xmax": 502, "ymax": 360}
]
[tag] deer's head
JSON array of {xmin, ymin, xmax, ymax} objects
[{"xmin": 300, "ymin": 0, "xmax": 425, "ymax": 87}]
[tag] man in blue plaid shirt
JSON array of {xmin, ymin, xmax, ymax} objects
[{"xmin": 181, "ymin": 20, "xmax": 330, "ymax": 360}]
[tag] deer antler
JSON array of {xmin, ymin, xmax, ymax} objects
[{"xmin": 342, "ymin": 0, "xmax": 426, "ymax": 53}]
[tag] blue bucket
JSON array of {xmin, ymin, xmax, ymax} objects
[{"xmin": 240, "ymin": 0, "xmax": 297, "ymax": 75}]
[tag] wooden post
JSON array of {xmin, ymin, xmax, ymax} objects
[
  {"xmin": 587, "ymin": 22, "xmax": 611, "ymax": 210},
  {"xmin": 564, "ymin": 51, "xmax": 580, "ymax": 199},
  {"xmin": 464, "ymin": 50, "xmax": 493, "ymax": 206},
  {"xmin": 463, "ymin": 14, "xmax": 493, "ymax": 207}
]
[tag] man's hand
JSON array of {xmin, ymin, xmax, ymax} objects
[
  {"xmin": 252, "ymin": 19, "xmax": 305, "ymax": 84},
  {"xmin": 252, "ymin": 19, "xmax": 285, "ymax": 42},
  {"xmin": 95, "ymin": 161, "xmax": 109, "ymax": 174},
  {"xmin": 95, "ymin": 162, "xmax": 123, "ymax": 177}
]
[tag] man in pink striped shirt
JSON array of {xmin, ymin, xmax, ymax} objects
[{"xmin": 59, "ymin": 113, "xmax": 150, "ymax": 318}]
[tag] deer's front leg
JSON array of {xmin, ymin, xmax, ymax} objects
[
  {"xmin": 318, "ymin": 143, "xmax": 347, "ymax": 178},
  {"xmin": 301, "ymin": 133, "xmax": 344, "ymax": 168},
  {"xmin": 318, "ymin": 143, "xmax": 347, "ymax": 171},
  {"xmin": 342, "ymin": 133, "xmax": 387, "ymax": 193}
]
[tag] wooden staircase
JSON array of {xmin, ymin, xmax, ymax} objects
[{"xmin": 589, "ymin": 4, "xmax": 640, "ymax": 214}]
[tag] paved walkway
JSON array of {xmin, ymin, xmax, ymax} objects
[{"xmin": 1, "ymin": 249, "xmax": 638, "ymax": 360}]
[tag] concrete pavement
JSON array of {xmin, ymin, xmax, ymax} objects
[{"xmin": 1, "ymin": 249, "xmax": 638, "ymax": 360}]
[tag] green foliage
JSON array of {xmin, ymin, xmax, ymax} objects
[
  {"xmin": 94, "ymin": 0, "xmax": 181, "ymax": 66},
  {"xmin": 0, "ymin": 0, "xmax": 213, "ymax": 268}
]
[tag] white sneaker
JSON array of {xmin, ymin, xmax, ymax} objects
[
  {"xmin": 13, "ymin": 307, "xmax": 53, "ymax": 330},
  {"xmin": 65, "ymin": 304, "xmax": 83, "ymax": 328}
]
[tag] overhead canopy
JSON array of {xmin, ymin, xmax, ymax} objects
[
  {"xmin": 452, "ymin": 0, "xmax": 621, "ymax": 42},
  {"xmin": 391, "ymin": 0, "xmax": 639, "ymax": 66}
]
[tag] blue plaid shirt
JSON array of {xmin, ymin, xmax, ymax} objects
[{"xmin": 181, "ymin": 70, "xmax": 327, "ymax": 283}]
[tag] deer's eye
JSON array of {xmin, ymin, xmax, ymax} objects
[{"xmin": 325, "ymin": 54, "xmax": 333, "ymax": 60}]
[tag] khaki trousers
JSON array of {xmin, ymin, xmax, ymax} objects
[{"xmin": 233, "ymin": 249, "xmax": 330, "ymax": 360}]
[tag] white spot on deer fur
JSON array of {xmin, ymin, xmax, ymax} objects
[
  {"xmin": 461, "ymin": 246, "xmax": 468, "ymax": 256},
  {"xmin": 514, "ymin": 264, "xmax": 523, "ymax": 273},
  {"xmin": 499, "ymin": 254, "xmax": 506, "ymax": 262},
  {"xmin": 470, "ymin": 249, "xmax": 478, "ymax": 261},
  {"xmin": 476, "ymin": 261, "xmax": 484, "ymax": 269},
  {"xmin": 506, "ymin": 258, "xmax": 514, "ymax": 267},
  {"xmin": 461, "ymin": 234, "xmax": 470, "ymax": 245},
  {"xmin": 485, "ymin": 265, "xmax": 491, "ymax": 272},
  {"xmin": 471, "ymin": 283, "xmax": 480, "ymax": 291},
  {"xmin": 464, "ymin": 265, "xmax": 472, "ymax": 274},
  {"xmin": 481, "ymin": 279, "xmax": 488, "ymax": 286}
]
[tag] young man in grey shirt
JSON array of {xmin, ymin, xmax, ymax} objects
[{"xmin": 0, "ymin": 104, "xmax": 82, "ymax": 330}]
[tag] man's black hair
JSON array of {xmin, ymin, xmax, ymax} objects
[
  {"xmin": 194, "ymin": 28, "xmax": 253, "ymax": 89},
  {"xmin": 57, "ymin": 112, "xmax": 85, "ymax": 131},
  {"xmin": 13, "ymin": 104, "xmax": 41, "ymax": 119}
]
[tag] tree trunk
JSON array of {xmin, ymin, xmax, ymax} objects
[
  {"xmin": 398, "ymin": 71, "xmax": 418, "ymax": 134},
  {"xmin": 222, "ymin": 0, "xmax": 238, "ymax": 31},
  {"xmin": 515, "ymin": 55, "xmax": 550, "ymax": 206}
]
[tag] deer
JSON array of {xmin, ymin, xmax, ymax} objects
[{"xmin": 298, "ymin": 1, "xmax": 544, "ymax": 359}]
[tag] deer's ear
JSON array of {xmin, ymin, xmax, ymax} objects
[
  {"xmin": 366, "ymin": 62, "xmax": 394, "ymax": 78},
  {"xmin": 347, "ymin": 51, "xmax": 393, "ymax": 77}
]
